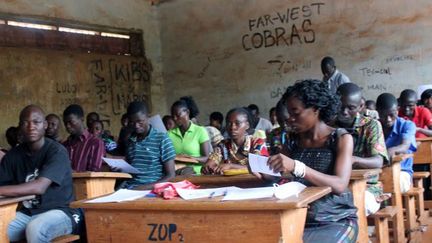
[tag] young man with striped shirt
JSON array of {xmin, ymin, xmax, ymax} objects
[{"xmin": 123, "ymin": 101, "xmax": 176, "ymax": 189}]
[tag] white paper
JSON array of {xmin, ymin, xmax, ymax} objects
[
  {"xmin": 149, "ymin": 114, "xmax": 167, "ymax": 133},
  {"xmin": 418, "ymin": 85, "xmax": 432, "ymax": 99},
  {"xmin": 274, "ymin": 182, "xmax": 306, "ymax": 199},
  {"xmin": 248, "ymin": 153, "xmax": 280, "ymax": 177},
  {"xmin": 222, "ymin": 187, "xmax": 274, "ymax": 201},
  {"xmin": 177, "ymin": 186, "xmax": 239, "ymax": 200},
  {"xmin": 102, "ymin": 157, "xmax": 141, "ymax": 174},
  {"xmin": 85, "ymin": 189, "xmax": 150, "ymax": 203},
  {"xmin": 221, "ymin": 182, "xmax": 306, "ymax": 201}
]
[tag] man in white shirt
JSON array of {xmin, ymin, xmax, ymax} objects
[
  {"xmin": 248, "ymin": 104, "xmax": 273, "ymax": 134},
  {"xmin": 321, "ymin": 56, "xmax": 351, "ymax": 94}
]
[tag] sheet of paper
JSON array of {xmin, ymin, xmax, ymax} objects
[
  {"xmin": 149, "ymin": 114, "xmax": 167, "ymax": 133},
  {"xmin": 86, "ymin": 189, "xmax": 150, "ymax": 203},
  {"xmin": 102, "ymin": 157, "xmax": 141, "ymax": 174},
  {"xmin": 222, "ymin": 187, "xmax": 275, "ymax": 201},
  {"xmin": 177, "ymin": 186, "xmax": 239, "ymax": 200},
  {"xmin": 248, "ymin": 153, "xmax": 280, "ymax": 176},
  {"xmin": 274, "ymin": 182, "xmax": 306, "ymax": 199}
]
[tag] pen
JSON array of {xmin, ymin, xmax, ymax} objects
[{"xmin": 208, "ymin": 192, "xmax": 216, "ymax": 199}]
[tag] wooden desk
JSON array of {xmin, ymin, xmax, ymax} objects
[
  {"xmin": 72, "ymin": 172, "xmax": 132, "ymax": 200},
  {"xmin": 0, "ymin": 195, "xmax": 35, "ymax": 242},
  {"xmin": 349, "ymin": 168, "xmax": 382, "ymax": 243},
  {"xmin": 413, "ymin": 137, "xmax": 432, "ymax": 209},
  {"xmin": 72, "ymin": 186, "xmax": 331, "ymax": 243},
  {"xmin": 170, "ymin": 174, "xmax": 266, "ymax": 188}
]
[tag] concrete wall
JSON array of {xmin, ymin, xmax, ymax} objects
[
  {"xmin": 159, "ymin": 0, "xmax": 432, "ymax": 123},
  {"xmin": 0, "ymin": 0, "xmax": 164, "ymax": 147}
]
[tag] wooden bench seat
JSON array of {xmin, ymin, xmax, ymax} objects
[{"xmin": 371, "ymin": 206, "xmax": 398, "ymax": 243}]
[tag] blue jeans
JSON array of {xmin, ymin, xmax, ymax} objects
[{"xmin": 8, "ymin": 210, "xmax": 73, "ymax": 243}]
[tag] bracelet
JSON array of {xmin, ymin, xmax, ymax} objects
[{"xmin": 293, "ymin": 160, "xmax": 306, "ymax": 178}]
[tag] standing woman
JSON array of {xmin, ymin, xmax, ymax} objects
[
  {"xmin": 262, "ymin": 80, "xmax": 358, "ymax": 242},
  {"xmin": 168, "ymin": 96, "xmax": 211, "ymax": 174},
  {"xmin": 202, "ymin": 107, "xmax": 268, "ymax": 175}
]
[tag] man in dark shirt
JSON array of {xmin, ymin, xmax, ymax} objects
[
  {"xmin": 45, "ymin": 113, "xmax": 62, "ymax": 142},
  {"xmin": 0, "ymin": 105, "xmax": 80, "ymax": 242}
]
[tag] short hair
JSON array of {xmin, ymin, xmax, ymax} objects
[
  {"xmin": 121, "ymin": 113, "xmax": 128, "ymax": 121},
  {"xmin": 247, "ymin": 104, "xmax": 259, "ymax": 113},
  {"xmin": 46, "ymin": 113, "xmax": 60, "ymax": 121},
  {"xmin": 171, "ymin": 96, "xmax": 200, "ymax": 119},
  {"xmin": 365, "ymin": 100, "xmax": 376, "ymax": 108},
  {"xmin": 127, "ymin": 101, "xmax": 149, "ymax": 116},
  {"xmin": 321, "ymin": 56, "xmax": 335, "ymax": 68},
  {"xmin": 269, "ymin": 107, "xmax": 276, "ymax": 115},
  {"xmin": 282, "ymin": 79, "xmax": 340, "ymax": 123},
  {"xmin": 87, "ymin": 112, "xmax": 100, "ymax": 120},
  {"xmin": 20, "ymin": 105, "xmax": 45, "ymax": 122},
  {"xmin": 337, "ymin": 83, "xmax": 362, "ymax": 97},
  {"xmin": 225, "ymin": 107, "xmax": 254, "ymax": 135},
  {"xmin": 399, "ymin": 89, "xmax": 417, "ymax": 101},
  {"xmin": 376, "ymin": 93, "xmax": 398, "ymax": 110},
  {"xmin": 162, "ymin": 115, "xmax": 173, "ymax": 124},
  {"xmin": 63, "ymin": 104, "xmax": 84, "ymax": 118},
  {"xmin": 421, "ymin": 89, "xmax": 432, "ymax": 102},
  {"xmin": 209, "ymin": 112, "xmax": 223, "ymax": 123}
]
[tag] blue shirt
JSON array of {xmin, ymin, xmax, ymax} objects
[
  {"xmin": 384, "ymin": 117, "xmax": 417, "ymax": 176},
  {"xmin": 124, "ymin": 126, "xmax": 176, "ymax": 188}
]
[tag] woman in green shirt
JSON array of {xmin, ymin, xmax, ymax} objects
[{"xmin": 168, "ymin": 97, "xmax": 212, "ymax": 174}]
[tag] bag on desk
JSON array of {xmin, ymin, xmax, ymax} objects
[{"xmin": 152, "ymin": 180, "xmax": 199, "ymax": 199}]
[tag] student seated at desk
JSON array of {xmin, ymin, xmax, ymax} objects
[
  {"xmin": 62, "ymin": 104, "xmax": 105, "ymax": 172},
  {"xmin": 259, "ymin": 80, "xmax": 357, "ymax": 242},
  {"xmin": 168, "ymin": 96, "xmax": 211, "ymax": 175},
  {"xmin": 377, "ymin": 93, "xmax": 417, "ymax": 193},
  {"xmin": 121, "ymin": 101, "xmax": 176, "ymax": 189},
  {"xmin": 268, "ymin": 100, "xmax": 290, "ymax": 155},
  {"xmin": 398, "ymin": 89, "xmax": 432, "ymax": 138},
  {"xmin": 0, "ymin": 105, "xmax": 81, "ymax": 243},
  {"xmin": 202, "ymin": 107, "xmax": 268, "ymax": 175},
  {"xmin": 89, "ymin": 120, "xmax": 117, "ymax": 154},
  {"xmin": 45, "ymin": 113, "xmax": 62, "ymax": 142},
  {"xmin": 336, "ymin": 83, "xmax": 389, "ymax": 216}
]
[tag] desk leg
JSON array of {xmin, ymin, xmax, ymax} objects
[
  {"xmin": 349, "ymin": 179, "xmax": 368, "ymax": 243},
  {"xmin": 0, "ymin": 203, "xmax": 18, "ymax": 243},
  {"xmin": 280, "ymin": 207, "xmax": 307, "ymax": 243}
]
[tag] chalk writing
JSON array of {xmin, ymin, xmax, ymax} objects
[
  {"xmin": 385, "ymin": 54, "xmax": 415, "ymax": 64},
  {"xmin": 90, "ymin": 59, "xmax": 111, "ymax": 127},
  {"xmin": 267, "ymin": 58, "xmax": 311, "ymax": 77},
  {"xmin": 56, "ymin": 82, "xmax": 79, "ymax": 106},
  {"xmin": 241, "ymin": 3, "xmax": 324, "ymax": 51},
  {"xmin": 270, "ymin": 85, "xmax": 288, "ymax": 99},
  {"xmin": 147, "ymin": 223, "xmax": 181, "ymax": 242},
  {"xmin": 367, "ymin": 84, "xmax": 387, "ymax": 91},
  {"xmin": 359, "ymin": 67, "xmax": 392, "ymax": 77}
]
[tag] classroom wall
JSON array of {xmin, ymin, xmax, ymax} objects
[
  {"xmin": 0, "ymin": 0, "xmax": 164, "ymax": 147},
  {"xmin": 159, "ymin": 0, "xmax": 432, "ymax": 122}
]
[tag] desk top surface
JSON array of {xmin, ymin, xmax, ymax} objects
[
  {"xmin": 71, "ymin": 186, "xmax": 331, "ymax": 211},
  {"xmin": 350, "ymin": 169, "xmax": 382, "ymax": 180},
  {"xmin": 72, "ymin": 172, "xmax": 132, "ymax": 179},
  {"xmin": 416, "ymin": 137, "xmax": 432, "ymax": 142},
  {"xmin": 0, "ymin": 195, "xmax": 35, "ymax": 206}
]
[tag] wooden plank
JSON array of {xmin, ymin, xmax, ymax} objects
[
  {"xmin": 381, "ymin": 161, "xmax": 406, "ymax": 243},
  {"xmin": 170, "ymin": 174, "xmax": 266, "ymax": 188},
  {"xmin": 374, "ymin": 217, "xmax": 390, "ymax": 243},
  {"xmin": 413, "ymin": 140, "xmax": 432, "ymax": 165},
  {"xmin": 349, "ymin": 178, "xmax": 368, "ymax": 243},
  {"xmin": 72, "ymin": 172, "xmax": 132, "ymax": 179},
  {"xmin": 0, "ymin": 195, "xmax": 35, "ymax": 243},
  {"xmin": 72, "ymin": 186, "xmax": 331, "ymax": 211},
  {"xmin": 350, "ymin": 168, "xmax": 382, "ymax": 180}
]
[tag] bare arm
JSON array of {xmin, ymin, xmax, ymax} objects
[
  {"xmin": 0, "ymin": 177, "xmax": 51, "ymax": 197},
  {"xmin": 195, "ymin": 140, "xmax": 212, "ymax": 163},
  {"xmin": 352, "ymin": 155, "xmax": 383, "ymax": 169},
  {"xmin": 387, "ymin": 138, "xmax": 411, "ymax": 158},
  {"xmin": 417, "ymin": 127, "xmax": 432, "ymax": 137},
  {"xmin": 268, "ymin": 134, "xmax": 354, "ymax": 194}
]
